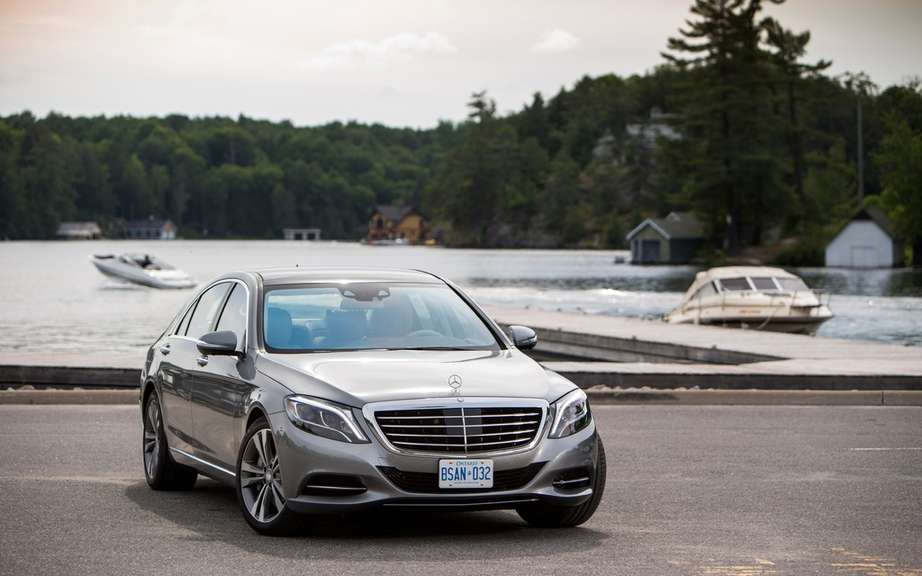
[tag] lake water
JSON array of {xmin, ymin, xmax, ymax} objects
[{"xmin": 1, "ymin": 240, "xmax": 920, "ymax": 356}]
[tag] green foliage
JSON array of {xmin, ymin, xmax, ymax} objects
[
  {"xmin": 1, "ymin": 1, "xmax": 920, "ymax": 255},
  {"xmin": 874, "ymin": 88, "xmax": 922, "ymax": 264},
  {"xmin": 0, "ymin": 113, "xmax": 441, "ymax": 239}
]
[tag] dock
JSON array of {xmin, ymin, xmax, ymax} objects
[
  {"xmin": 487, "ymin": 307, "xmax": 922, "ymax": 391},
  {"xmin": 1, "ymin": 307, "xmax": 919, "ymax": 404}
]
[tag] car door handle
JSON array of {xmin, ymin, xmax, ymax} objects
[
  {"xmin": 196, "ymin": 356, "xmax": 208, "ymax": 367},
  {"xmin": 159, "ymin": 345, "xmax": 171, "ymax": 355}
]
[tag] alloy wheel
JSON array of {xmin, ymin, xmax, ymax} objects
[
  {"xmin": 239, "ymin": 429, "xmax": 286, "ymax": 523},
  {"xmin": 143, "ymin": 398, "xmax": 161, "ymax": 479}
]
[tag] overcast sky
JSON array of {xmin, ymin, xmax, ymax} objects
[{"xmin": 1, "ymin": 0, "xmax": 920, "ymax": 127}]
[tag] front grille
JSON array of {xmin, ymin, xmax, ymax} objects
[
  {"xmin": 379, "ymin": 463, "xmax": 546, "ymax": 493},
  {"xmin": 374, "ymin": 406, "xmax": 544, "ymax": 454}
]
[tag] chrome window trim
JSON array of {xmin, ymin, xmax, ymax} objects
[
  {"xmin": 176, "ymin": 278, "xmax": 251, "ymax": 353},
  {"xmin": 362, "ymin": 397, "xmax": 549, "ymax": 458}
]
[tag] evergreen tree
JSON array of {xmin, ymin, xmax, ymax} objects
[
  {"xmin": 663, "ymin": 0, "xmax": 785, "ymax": 251},
  {"xmin": 763, "ymin": 18, "xmax": 831, "ymax": 228}
]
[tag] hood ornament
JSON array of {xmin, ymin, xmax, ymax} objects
[{"xmin": 448, "ymin": 374, "xmax": 463, "ymax": 402}]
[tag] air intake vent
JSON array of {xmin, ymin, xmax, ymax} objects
[
  {"xmin": 374, "ymin": 406, "xmax": 544, "ymax": 454},
  {"xmin": 300, "ymin": 474, "xmax": 366, "ymax": 497}
]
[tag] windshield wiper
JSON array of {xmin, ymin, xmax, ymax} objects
[{"xmin": 400, "ymin": 346, "xmax": 472, "ymax": 351}]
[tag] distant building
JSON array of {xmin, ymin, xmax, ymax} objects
[
  {"xmin": 626, "ymin": 211, "xmax": 704, "ymax": 264},
  {"xmin": 56, "ymin": 221, "xmax": 102, "ymax": 240},
  {"xmin": 126, "ymin": 218, "xmax": 176, "ymax": 240},
  {"xmin": 367, "ymin": 205, "xmax": 427, "ymax": 244},
  {"xmin": 825, "ymin": 206, "xmax": 902, "ymax": 268},
  {"xmin": 283, "ymin": 228, "xmax": 322, "ymax": 241}
]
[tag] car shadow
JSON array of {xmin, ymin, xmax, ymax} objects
[{"xmin": 124, "ymin": 478, "xmax": 608, "ymax": 561}]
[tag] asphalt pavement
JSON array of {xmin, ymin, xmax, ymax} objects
[{"xmin": 1, "ymin": 405, "xmax": 920, "ymax": 576}]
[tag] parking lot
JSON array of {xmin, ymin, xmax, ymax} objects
[{"xmin": 1, "ymin": 404, "xmax": 920, "ymax": 576}]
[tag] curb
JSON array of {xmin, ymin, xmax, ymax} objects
[
  {"xmin": 2, "ymin": 388, "xmax": 921, "ymax": 406},
  {"xmin": 0, "ymin": 389, "xmax": 139, "ymax": 405},
  {"xmin": 586, "ymin": 389, "xmax": 922, "ymax": 405}
]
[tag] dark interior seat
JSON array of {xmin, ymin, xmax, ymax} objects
[
  {"xmin": 266, "ymin": 307, "xmax": 293, "ymax": 349},
  {"xmin": 324, "ymin": 309, "xmax": 367, "ymax": 347}
]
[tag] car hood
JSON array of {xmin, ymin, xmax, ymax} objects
[{"xmin": 257, "ymin": 349, "xmax": 575, "ymax": 406}]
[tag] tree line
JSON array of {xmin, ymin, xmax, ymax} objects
[{"xmin": 1, "ymin": 0, "xmax": 920, "ymax": 264}]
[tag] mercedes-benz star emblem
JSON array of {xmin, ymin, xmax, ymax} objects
[{"xmin": 448, "ymin": 374, "xmax": 463, "ymax": 402}]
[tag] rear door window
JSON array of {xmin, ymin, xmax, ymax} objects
[{"xmin": 185, "ymin": 284, "xmax": 231, "ymax": 339}]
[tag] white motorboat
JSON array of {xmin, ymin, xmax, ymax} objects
[
  {"xmin": 665, "ymin": 266, "xmax": 833, "ymax": 335},
  {"xmin": 91, "ymin": 253, "xmax": 196, "ymax": 289}
]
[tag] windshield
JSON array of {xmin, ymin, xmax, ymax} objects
[{"xmin": 263, "ymin": 283, "xmax": 499, "ymax": 352}]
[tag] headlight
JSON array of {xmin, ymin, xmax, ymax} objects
[
  {"xmin": 548, "ymin": 389, "xmax": 591, "ymax": 438},
  {"xmin": 285, "ymin": 396, "xmax": 369, "ymax": 443}
]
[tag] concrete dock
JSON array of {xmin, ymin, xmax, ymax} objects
[
  {"xmin": 1, "ymin": 307, "xmax": 919, "ymax": 402},
  {"xmin": 487, "ymin": 307, "xmax": 921, "ymax": 390}
]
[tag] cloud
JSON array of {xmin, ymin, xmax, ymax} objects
[
  {"xmin": 306, "ymin": 32, "xmax": 458, "ymax": 70},
  {"xmin": 531, "ymin": 29, "xmax": 581, "ymax": 54}
]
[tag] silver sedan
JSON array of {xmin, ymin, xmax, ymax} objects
[{"xmin": 141, "ymin": 268, "xmax": 606, "ymax": 535}]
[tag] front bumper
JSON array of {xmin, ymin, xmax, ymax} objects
[{"xmin": 270, "ymin": 407, "xmax": 600, "ymax": 514}]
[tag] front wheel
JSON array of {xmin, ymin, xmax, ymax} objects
[
  {"xmin": 517, "ymin": 435, "xmax": 607, "ymax": 528},
  {"xmin": 236, "ymin": 417, "xmax": 300, "ymax": 536}
]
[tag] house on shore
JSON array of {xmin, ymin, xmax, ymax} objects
[
  {"xmin": 126, "ymin": 218, "xmax": 177, "ymax": 240},
  {"xmin": 56, "ymin": 221, "xmax": 102, "ymax": 240},
  {"xmin": 283, "ymin": 228, "xmax": 321, "ymax": 241},
  {"xmin": 626, "ymin": 211, "xmax": 704, "ymax": 264},
  {"xmin": 825, "ymin": 206, "xmax": 903, "ymax": 268},
  {"xmin": 367, "ymin": 205, "xmax": 427, "ymax": 244}
]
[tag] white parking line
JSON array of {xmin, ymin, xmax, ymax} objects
[{"xmin": 850, "ymin": 447, "xmax": 922, "ymax": 451}]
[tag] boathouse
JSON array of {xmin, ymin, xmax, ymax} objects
[
  {"xmin": 825, "ymin": 206, "xmax": 902, "ymax": 268},
  {"xmin": 626, "ymin": 211, "xmax": 704, "ymax": 264},
  {"xmin": 367, "ymin": 205, "xmax": 427, "ymax": 244}
]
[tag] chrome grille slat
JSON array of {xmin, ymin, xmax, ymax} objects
[
  {"xmin": 374, "ymin": 405, "xmax": 544, "ymax": 454},
  {"xmin": 393, "ymin": 438, "xmax": 531, "ymax": 448},
  {"xmin": 379, "ymin": 420, "xmax": 539, "ymax": 429},
  {"xmin": 386, "ymin": 429, "xmax": 537, "ymax": 438},
  {"xmin": 376, "ymin": 412, "xmax": 540, "ymax": 420}
]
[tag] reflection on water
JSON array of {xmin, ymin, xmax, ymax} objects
[{"xmin": 0, "ymin": 240, "xmax": 919, "ymax": 355}]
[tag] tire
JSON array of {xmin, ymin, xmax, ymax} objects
[
  {"xmin": 142, "ymin": 390, "xmax": 198, "ymax": 490},
  {"xmin": 235, "ymin": 417, "xmax": 300, "ymax": 536},
  {"xmin": 517, "ymin": 434, "xmax": 607, "ymax": 528}
]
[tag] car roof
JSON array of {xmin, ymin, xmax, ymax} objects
[{"xmin": 249, "ymin": 267, "xmax": 444, "ymax": 287}]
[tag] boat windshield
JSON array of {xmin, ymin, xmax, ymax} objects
[
  {"xmin": 716, "ymin": 276, "xmax": 810, "ymax": 293},
  {"xmin": 776, "ymin": 277, "xmax": 809, "ymax": 292},
  {"xmin": 263, "ymin": 283, "xmax": 500, "ymax": 352},
  {"xmin": 122, "ymin": 254, "xmax": 171, "ymax": 270},
  {"xmin": 718, "ymin": 277, "xmax": 751, "ymax": 291}
]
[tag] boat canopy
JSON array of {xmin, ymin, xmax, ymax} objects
[{"xmin": 684, "ymin": 266, "xmax": 801, "ymax": 296}]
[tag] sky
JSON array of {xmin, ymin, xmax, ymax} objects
[{"xmin": 1, "ymin": 0, "xmax": 920, "ymax": 128}]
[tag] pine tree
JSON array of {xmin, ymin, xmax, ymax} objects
[
  {"xmin": 663, "ymin": 0, "xmax": 785, "ymax": 251},
  {"xmin": 763, "ymin": 17, "xmax": 831, "ymax": 228}
]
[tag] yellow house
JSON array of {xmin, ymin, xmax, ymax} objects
[{"xmin": 367, "ymin": 205, "xmax": 427, "ymax": 244}]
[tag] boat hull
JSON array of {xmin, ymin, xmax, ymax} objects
[
  {"xmin": 92, "ymin": 258, "xmax": 195, "ymax": 289},
  {"xmin": 675, "ymin": 315, "xmax": 831, "ymax": 336}
]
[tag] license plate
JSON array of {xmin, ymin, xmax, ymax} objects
[{"xmin": 438, "ymin": 459, "xmax": 493, "ymax": 489}]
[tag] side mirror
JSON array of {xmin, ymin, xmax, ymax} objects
[
  {"xmin": 197, "ymin": 330, "xmax": 243, "ymax": 358},
  {"xmin": 509, "ymin": 325, "xmax": 538, "ymax": 350}
]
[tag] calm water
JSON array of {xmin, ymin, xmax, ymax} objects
[{"xmin": 1, "ymin": 240, "xmax": 920, "ymax": 356}]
